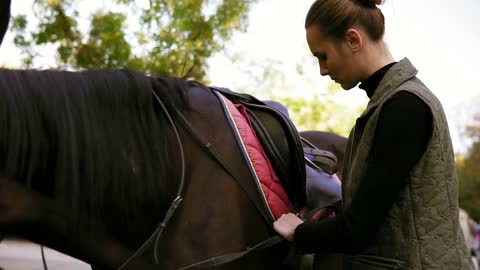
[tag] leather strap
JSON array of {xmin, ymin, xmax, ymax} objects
[
  {"xmin": 176, "ymin": 112, "xmax": 274, "ymax": 225},
  {"xmin": 302, "ymin": 137, "xmax": 339, "ymax": 175},
  {"xmin": 177, "ymin": 236, "xmax": 284, "ymax": 270}
]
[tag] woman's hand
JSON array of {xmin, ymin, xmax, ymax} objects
[{"xmin": 273, "ymin": 213, "xmax": 304, "ymax": 241}]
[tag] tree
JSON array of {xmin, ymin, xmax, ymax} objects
[
  {"xmin": 10, "ymin": 0, "xmax": 257, "ymax": 80},
  {"xmin": 458, "ymin": 110, "xmax": 480, "ymax": 220},
  {"xmin": 275, "ymin": 84, "xmax": 361, "ymax": 137},
  {"xmin": 465, "ymin": 112, "xmax": 480, "ymax": 142}
]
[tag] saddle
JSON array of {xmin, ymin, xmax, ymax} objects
[{"xmin": 210, "ymin": 87, "xmax": 307, "ymax": 209}]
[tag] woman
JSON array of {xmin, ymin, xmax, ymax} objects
[{"xmin": 273, "ymin": 0, "xmax": 474, "ymax": 269}]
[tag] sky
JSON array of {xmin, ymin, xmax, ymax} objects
[{"xmin": 1, "ymin": 0, "xmax": 479, "ymax": 153}]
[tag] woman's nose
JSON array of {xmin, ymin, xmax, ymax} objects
[{"xmin": 319, "ymin": 65, "xmax": 329, "ymax": 76}]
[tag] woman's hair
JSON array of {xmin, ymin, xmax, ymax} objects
[
  {"xmin": 305, "ymin": 0, "xmax": 385, "ymax": 41},
  {"xmin": 0, "ymin": 0, "xmax": 11, "ymax": 45}
]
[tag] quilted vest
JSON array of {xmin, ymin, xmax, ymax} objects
[{"xmin": 341, "ymin": 58, "xmax": 474, "ymax": 270}]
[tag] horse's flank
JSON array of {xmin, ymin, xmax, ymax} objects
[{"xmin": 0, "ymin": 67, "xmax": 348, "ymax": 269}]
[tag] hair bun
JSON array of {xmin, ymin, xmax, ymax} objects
[{"xmin": 356, "ymin": 0, "xmax": 384, "ymax": 8}]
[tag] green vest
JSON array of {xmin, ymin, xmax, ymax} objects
[{"xmin": 341, "ymin": 58, "xmax": 473, "ymax": 270}]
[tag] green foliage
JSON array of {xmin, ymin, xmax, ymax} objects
[
  {"xmin": 458, "ymin": 112, "xmax": 480, "ymax": 221},
  {"xmin": 11, "ymin": 15, "xmax": 35, "ymax": 66},
  {"xmin": 11, "ymin": 0, "xmax": 257, "ymax": 80},
  {"xmin": 466, "ymin": 113, "xmax": 480, "ymax": 142},
  {"xmin": 275, "ymin": 90, "xmax": 360, "ymax": 137},
  {"xmin": 75, "ymin": 11, "xmax": 132, "ymax": 68},
  {"xmin": 267, "ymin": 82, "xmax": 361, "ymax": 137}
]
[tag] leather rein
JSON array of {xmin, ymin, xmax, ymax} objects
[{"xmin": 118, "ymin": 89, "xmax": 284, "ymax": 269}]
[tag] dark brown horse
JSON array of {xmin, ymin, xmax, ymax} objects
[
  {"xmin": 0, "ymin": 68, "xmax": 348, "ymax": 270},
  {"xmin": 0, "ymin": 69, "xmax": 289, "ymax": 270}
]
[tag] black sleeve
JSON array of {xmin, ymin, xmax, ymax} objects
[{"xmin": 293, "ymin": 91, "xmax": 432, "ymax": 254}]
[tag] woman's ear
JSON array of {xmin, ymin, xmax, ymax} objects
[{"xmin": 345, "ymin": 28, "xmax": 363, "ymax": 53}]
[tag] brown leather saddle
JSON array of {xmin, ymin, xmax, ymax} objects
[{"xmin": 210, "ymin": 87, "xmax": 307, "ymax": 209}]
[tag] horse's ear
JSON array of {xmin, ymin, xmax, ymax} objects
[{"xmin": 0, "ymin": 0, "xmax": 12, "ymax": 46}]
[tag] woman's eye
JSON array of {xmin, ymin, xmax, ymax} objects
[{"xmin": 316, "ymin": 53, "xmax": 327, "ymax": 62}]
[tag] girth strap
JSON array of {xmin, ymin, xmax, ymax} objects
[
  {"xmin": 302, "ymin": 137, "xmax": 338, "ymax": 175},
  {"xmin": 303, "ymin": 147, "xmax": 338, "ymax": 175},
  {"xmin": 177, "ymin": 236, "xmax": 284, "ymax": 270}
]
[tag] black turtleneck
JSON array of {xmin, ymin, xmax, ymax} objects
[{"xmin": 293, "ymin": 63, "xmax": 433, "ymax": 254}]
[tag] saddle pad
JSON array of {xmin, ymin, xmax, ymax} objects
[{"xmin": 215, "ymin": 92, "xmax": 294, "ymax": 220}]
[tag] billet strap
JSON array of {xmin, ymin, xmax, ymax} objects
[
  {"xmin": 303, "ymin": 147, "xmax": 338, "ymax": 175},
  {"xmin": 302, "ymin": 137, "xmax": 338, "ymax": 175},
  {"xmin": 303, "ymin": 147, "xmax": 338, "ymax": 163}
]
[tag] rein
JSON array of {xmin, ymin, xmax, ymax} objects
[
  {"xmin": 118, "ymin": 90, "xmax": 186, "ymax": 269},
  {"xmin": 118, "ymin": 89, "xmax": 283, "ymax": 270}
]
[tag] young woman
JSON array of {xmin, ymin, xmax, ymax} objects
[{"xmin": 273, "ymin": 0, "xmax": 474, "ymax": 269}]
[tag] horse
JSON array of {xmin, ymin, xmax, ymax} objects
[{"xmin": 0, "ymin": 68, "xmax": 348, "ymax": 270}]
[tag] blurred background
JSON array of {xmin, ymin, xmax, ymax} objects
[{"xmin": 0, "ymin": 0, "xmax": 479, "ymax": 268}]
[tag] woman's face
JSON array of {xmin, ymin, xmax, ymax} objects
[{"xmin": 306, "ymin": 25, "xmax": 361, "ymax": 90}]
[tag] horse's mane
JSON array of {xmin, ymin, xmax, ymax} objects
[{"xmin": 0, "ymin": 68, "xmax": 190, "ymax": 229}]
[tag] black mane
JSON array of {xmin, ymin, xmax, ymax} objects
[{"xmin": 0, "ymin": 68, "xmax": 189, "ymax": 229}]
